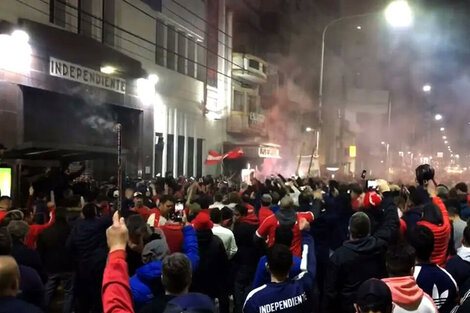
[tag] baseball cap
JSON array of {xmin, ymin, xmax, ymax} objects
[{"xmin": 356, "ymin": 278, "xmax": 392, "ymax": 309}]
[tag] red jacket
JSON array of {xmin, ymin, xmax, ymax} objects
[
  {"xmin": 0, "ymin": 210, "xmax": 6, "ymax": 223},
  {"xmin": 417, "ymin": 197, "xmax": 450, "ymax": 267},
  {"xmin": 131, "ymin": 206, "xmax": 159, "ymax": 223},
  {"xmin": 258, "ymin": 206, "xmax": 273, "ymax": 225},
  {"xmin": 26, "ymin": 207, "xmax": 55, "ymax": 249},
  {"xmin": 102, "ymin": 249, "xmax": 134, "ymax": 313}
]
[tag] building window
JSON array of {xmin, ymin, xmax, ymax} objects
[
  {"xmin": 177, "ymin": 135, "xmax": 184, "ymax": 176},
  {"xmin": 166, "ymin": 134, "xmax": 174, "ymax": 176},
  {"xmin": 248, "ymin": 95, "xmax": 257, "ymax": 113},
  {"xmin": 249, "ymin": 59, "xmax": 260, "ymax": 71},
  {"xmin": 102, "ymin": 0, "xmax": 115, "ymax": 46},
  {"xmin": 197, "ymin": 41, "xmax": 206, "ymax": 82},
  {"xmin": 141, "ymin": 0, "xmax": 162, "ymax": 11},
  {"xmin": 167, "ymin": 25, "xmax": 177, "ymax": 71},
  {"xmin": 177, "ymin": 32, "xmax": 187, "ymax": 75},
  {"xmin": 187, "ymin": 38, "xmax": 196, "ymax": 78},
  {"xmin": 233, "ymin": 90, "xmax": 244, "ymax": 112},
  {"xmin": 50, "ymin": 0, "xmax": 66, "ymax": 27},
  {"xmin": 155, "ymin": 19, "xmax": 166, "ymax": 66},
  {"xmin": 154, "ymin": 133, "xmax": 164, "ymax": 175},
  {"xmin": 196, "ymin": 139, "xmax": 203, "ymax": 177},
  {"xmin": 79, "ymin": 0, "xmax": 93, "ymax": 37},
  {"xmin": 187, "ymin": 137, "xmax": 194, "ymax": 177}
]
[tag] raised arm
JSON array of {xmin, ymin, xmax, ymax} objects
[
  {"xmin": 182, "ymin": 224, "xmax": 199, "ymax": 271},
  {"xmin": 102, "ymin": 212, "xmax": 134, "ymax": 313},
  {"xmin": 373, "ymin": 181, "xmax": 399, "ymax": 242}
]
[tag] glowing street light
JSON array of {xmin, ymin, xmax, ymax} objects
[
  {"xmin": 434, "ymin": 114, "xmax": 443, "ymax": 121},
  {"xmin": 385, "ymin": 0, "xmax": 413, "ymax": 28},
  {"xmin": 444, "ymin": 140, "xmax": 448, "ymax": 144},
  {"xmin": 305, "ymin": 127, "xmax": 313, "ymax": 132},
  {"xmin": 440, "ymin": 127, "xmax": 445, "ymax": 132},
  {"xmin": 356, "ymin": 25, "xmax": 362, "ymax": 30},
  {"xmin": 442, "ymin": 136, "xmax": 447, "ymax": 140},
  {"xmin": 422, "ymin": 84, "xmax": 432, "ymax": 93},
  {"xmin": 100, "ymin": 65, "xmax": 116, "ymax": 74}
]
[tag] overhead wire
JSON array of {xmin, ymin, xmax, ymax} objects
[{"xmin": 16, "ymin": 0, "xmax": 245, "ymax": 88}]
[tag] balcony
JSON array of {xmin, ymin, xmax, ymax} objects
[
  {"xmin": 227, "ymin": 111, "xmax": 266, "ymax": 136},
  {"xmin": 232, "ymin": 53, "xmax": 267, "ymax": 85}
]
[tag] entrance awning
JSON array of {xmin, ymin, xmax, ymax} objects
[{"xmin": 3, "ymin": 141, "xmax": 127, "ymax": 161}]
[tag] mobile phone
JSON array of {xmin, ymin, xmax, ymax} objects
[
  {"xmin": 175, "ymin": 202, "xmax": 184, "ymax": 217},
  {"xmin": 366, "ymin": 179, "xmax": 378, "ymax": 190},
  {"xmin": 361, "ymin": 170, "xmax": 367, "ymax": 180}
]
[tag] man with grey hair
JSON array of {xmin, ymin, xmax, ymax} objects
[
  {"xmin": 324, "ymin": 179, "xmax": 399, "ymax": 313},
  {"xmin": 8, "ymin": 221, "xmax": 44, "ymax": 280},
  {"xmin": 0, "ymin": 255, "xmax": 42, "ymax": 313},
  {"xmin": 256, "ymin": 195, "xmax": 320, "ymax": 258}
]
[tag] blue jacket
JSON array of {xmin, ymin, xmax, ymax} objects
[
  {"xmin": 130, "ymin": 225, "xmax": 199, "ymax": 308},
  {"xmin": 252, "ymin": 255, "xmax": 302, "ymax": 289},
  {"xmin": 243, "ymin": 232, "xmax": 316, "ymax": 313}
]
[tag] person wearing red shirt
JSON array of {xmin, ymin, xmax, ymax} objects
[
  {"xmin": 0, "ymin": 196, "xmax": 12, "ymax": 223},
  {"xmin": 130, "ymin": 193, "xmax": 156, "ymax": 221},
  {"xmin": 25, "ymin": 202, "xmax": 56, "ymax": 249},
  {"xmin": 256, "ymin": 196, "xmax": 314, "ymax": 258},
  {"xmin": 102, "ymin": 212, "xmax": 135, "ymax": 313},
  {"xmin": 149, "ymin": 195, "xmax": 175, "ymax": 227},
  {"xmin": 258, "ymin": 194, "xmax": 274, "ymax": 225}
]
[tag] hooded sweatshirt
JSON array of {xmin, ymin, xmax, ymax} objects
[
  {"xmin": 382, "ymin": 276, "xmax": 437, "ymax": 313},
  {"xmin": 256, "ymin": 209, "xmax": 313, "ymax": 257},
  {"xmin": 446, "ymin": 246, "xmax": 470, "ymax": 297},
  {"xmin": 324, "ymin": 192, "xmax": 398, "ymax": 313}
]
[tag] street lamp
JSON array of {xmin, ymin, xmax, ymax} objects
[
  {"xmin": 385, "ymin": 0, "xmax": 413, "ymax": 28},
  {"xmin": 440, "ymin": 127, "xmax": 445, "ymax": 131},
  {"xmin": 442, "ymin": 136, "xmax": 447, "ymax": 140},
  {"xmin": 316, "ymin": 0, "xmax": 413, "ymax": 163},
  {"xmin": 422, "ymin": 84, "xmax": 432, "ymax": 93},
  {"xmin": 434, "ymin": 114, "xmax": 443, "ymax": 121}
]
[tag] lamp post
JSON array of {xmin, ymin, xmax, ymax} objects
[{"xmin": 316, "ymin": 0, "xmax": 412, "ymax": 168}]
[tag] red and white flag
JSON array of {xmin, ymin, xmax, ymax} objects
[{"xmin": 205, "ymin": 147, "xmax": 244, "ymax": 165}]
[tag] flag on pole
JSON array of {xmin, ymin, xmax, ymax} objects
[{"xmin": 205, "ymin": 148, "xmax": 244, "ymax": 165}]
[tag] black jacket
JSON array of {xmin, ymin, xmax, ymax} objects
[
  {"xmin": 191, "ymin": 229, "xmax": 229, "ymax": 298},
  {"xmin": 17, "ymin": 265, "xmax": 45, "ymax": 310},
  {"xmin": 37, "ymin": 221, "xmax": 75, "ymax": 274},
  {"xmin": 233, "ymin": 221, "xmax": 261, "ymax": 285},
  {"xmin": 66, "ymin": 216, "xmax": 111, "ymax": 280},
  {"xmin": 11, "ymin": 242, "xmax": 46, "ymax": 281},
  {"xmin": 324, "ymin": 192, "xmax": 399, "ymax": 313}
]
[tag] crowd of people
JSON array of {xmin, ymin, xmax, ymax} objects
[{"xmin": 1, "ymin": 165, "xmax": 470, "ymax": 313}]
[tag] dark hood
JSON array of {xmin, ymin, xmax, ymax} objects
[
  {"xmin": 196, "ymin": 229, "xmax": 214, "ymax": 246},
  {"xmin": 343, "ymin": 236, "xmax": 381, "ymax": 254},
  {"xmin": 275, "ymin": 209, "xmax": 297, "ymax": 227}
]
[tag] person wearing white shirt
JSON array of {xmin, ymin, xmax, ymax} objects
[
  {"xmin": 209, "ymin": 192, "xmax": 225, "ymax": 210},
  {"xmin": 210, "ymin": 208, "xmax": 238, "ymax": 259}
]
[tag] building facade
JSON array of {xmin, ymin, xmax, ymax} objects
[{"xmin": 0, "ymin": 0, "xmax": 234, "ymax": 201}]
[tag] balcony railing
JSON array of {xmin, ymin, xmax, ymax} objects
[{"xmin": 227, "ymin": 111, "xmax": 266, "ymax": 136}]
